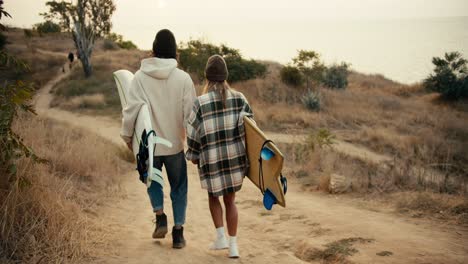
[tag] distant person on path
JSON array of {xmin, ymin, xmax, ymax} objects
[
  {"xmin": 67, "ymin": 51, "xmax": 74, "ymax": 69},
  {"xmin": 186, "ymin": 55, "xmax": 253, "ymax": 258},
  {"xmin": 120, "ymin": 29, "xmax": 196, "ymax": 249}
]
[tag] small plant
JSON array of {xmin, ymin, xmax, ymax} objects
[
  {"xmin": 280, "ymin": 65, "xmax": 303, "ymax": 87},
  {"xmin": 323, "ymin": 62, "xmax": 350, "ymax": 89},
  {"xmin": 301, "ymin": 90, "xmax": 321, "ymax": 111},
  {"xmin": 424, "ymin": 51, "xmax": 468, "ymax": 100},
  {"xmin": 307, "ymin": 129, "xmax": 336, "ymax": 151}
]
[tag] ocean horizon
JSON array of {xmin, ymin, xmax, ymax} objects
[{"xmin": 114, "ymin": 16, "xmax": 468, "ymax": 84}]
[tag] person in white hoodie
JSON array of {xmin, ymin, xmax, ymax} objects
[{"xmin": 120, "ymin": 29, "xmax": 196, "ymax": 249}]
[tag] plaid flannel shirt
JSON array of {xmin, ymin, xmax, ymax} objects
[{"xmin": 186, "ymin": 89, "xmax": 253, "ymax": 196}]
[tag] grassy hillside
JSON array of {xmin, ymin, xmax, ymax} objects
[
  {"xmin": 5, "ymin": 29, "xmax": 467, "ymax": 193},
  {"xmin": 2, "ymin": 26, "xmax": 467, "ymax": 263},
  {"xmin": 8, "ymin": 29, "xmax": 466, "ymax": 194}
]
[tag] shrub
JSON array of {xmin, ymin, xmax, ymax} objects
[
  {"xmin": 301, "ymin": 90, "xmax": 321, "ymax": 111},
  {"xmin": 106, "ymin": 33, "xmax": 137, "ymax": 50},
  {"xmin": 178, "ymin": 40, "xmax": 266, "ymax": 83},
  {"xmin": 103, "ymin": 39, "xmax": 118, "ymax": 50},
  {"xmin": 23, "ymin": 29, "xmax": 33, "ymax": 38},
  {"xmin": 280, "ymin": 65, "xmax": 303, "ymax": 87},
  {"xmin": 0, "ymin": 32, "xmax": 6, "ymax": 50},
  {"xmin": 34, "ymin": 21, "xmax": 61, "ymax": 35},
  {"xmin": 323, "ymin": 63, "xmax": 350, "ymax": 89},
  {"xmin": 118, "ymin": 40, "xmax": 137, "ymax": 50},
  {"xmin": 424, "ymin": 52, "xmax": 468, "ymax": 100}
]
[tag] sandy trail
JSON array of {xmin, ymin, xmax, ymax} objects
[{"xmin": 33, "ymin": 68, "xmax": 467, "ymax": 264}]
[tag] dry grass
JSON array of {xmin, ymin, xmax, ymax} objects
[
  {"xmin": 5, "ymin": 28, "xmax": 75, "ymax": 53},
  {"xmin": 57, "ymin": 93, "xmax": 107, "ymax": 110},
  {"xmin": 295, "ymin": 237, "xmax": 374, "ymax": 264},
  {"xmin": 394, "ymin": 192, "xmax": 468, "ymax": 223},
  {"xmin": 0, "ymin": 114, "xmax": 131, "ymax": 263},
  {"xmin": 234, "ymin": 64, "xmax": 468, "ymax": 184}
]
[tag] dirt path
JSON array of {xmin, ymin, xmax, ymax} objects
[
  {"xmin": 33, "ymin": 69, "xmax": 468, "ymax": 264},
  {"xmin": 266, "ymin": 133, "xmax": 392, "ymax": 164}
]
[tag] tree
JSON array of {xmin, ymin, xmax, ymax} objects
[
  {"xmin": 0, "ymin": 0, "xmax": 10, "ymax": 31},
  {"xmin": 292, "ymin": 50, "xmax": 326, "ymax": 90},
  {"xmin": 424, "ymin": 52, "xmax": 468, "ymax": 100},
  {"xmin": 323, "ymin": 62, "xmax": 350, "ymax": 89},
  {"xmin": 42, "ymin": 0, "xmax": 116, "ymax": 77},
  {"xmin": 0, "ymin": 4, "xmax": 45, "ymax": 189}
]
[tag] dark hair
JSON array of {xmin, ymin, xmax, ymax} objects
[{"xmin": 152, "ymin": 29, "xmax": 177, "ymax": 59}]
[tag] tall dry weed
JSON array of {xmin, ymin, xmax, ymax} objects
[{"xmin": 0, "ymin": 114, "xmax": 130, "ymax": 263}]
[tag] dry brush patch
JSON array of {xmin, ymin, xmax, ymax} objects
[
  {"xmin": 280, "ymin": 139, "xmax": 468, "ymax": 224},
  {"xmin": 0, "ymin": 114, "xmax": 132, "ymax": 263},
  {"xmin": 295, "ymin": 237, "xmax": 374, "ymax": 264},
  {"xmin": 51, "ymin": 49, "xmax": 147, "ymax": 116}
]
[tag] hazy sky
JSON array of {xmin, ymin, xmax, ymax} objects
[
  {"xmin": 4, "ymin": 0, "xmax": 468, "ymax": 28},
  {"xmin": 3, "ymin": 0, "xmax": 468, "ymax": 83}
]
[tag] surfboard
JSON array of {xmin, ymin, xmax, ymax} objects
[
  {"xmin": 113, "ymin": 69, "xmax": 172, "ymax": 188},
  {"xmin": 244, "ymin": 116, "xmax": 286, "ymax": 207}
]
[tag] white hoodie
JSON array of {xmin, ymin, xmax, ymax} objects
[{"xmin": 120, "ymin": 57, "xmax": 197, "ymax": 156}]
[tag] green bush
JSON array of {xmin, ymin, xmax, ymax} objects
[
  {"xmin": 280, "ymin": 65, "xmax": 303, "ymax": 86},
  {"xmin": 178, "ymin": 40, "xmax": 266, "ymax": 83},
  {"xmin": 0, "ymin": 32, "xmax": 6, "ymax": 50},
  {"xmin": 34, "ymin": 21, "xmax": 61, "ymax": 35},
  {"xmin": 424, "ymin": 52, "xmax": 468, "ymax": 100},
  {"xmin": 323, "ymin": 63, "xmax": 350, "ymax": 89},
  {"xmin": 301, "ymin": 90, "xmax": 321, "ymax": 111},
  {"xmin": 106, "ymin": 33, "xmax": 137, "ymax": 50},
  {"xmin": 282, "ymin": 50, "xmax": 349, "ymax": 90},
  {"xmin": 118, "ymin": 40, "xmax": 137, "ymax": 50}
]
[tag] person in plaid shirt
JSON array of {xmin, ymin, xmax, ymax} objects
[{"xmin": 186, "ymin": 55, "xmax": 253, "ymax": 258}]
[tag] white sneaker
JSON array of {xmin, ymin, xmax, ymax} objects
[
  {"xmin": 229, "ymin": 237, "xmax": 239, "ymax": 258},
  {"xmin": 209, "ymin": 236, "xmax": 229, "ymax": 250}
]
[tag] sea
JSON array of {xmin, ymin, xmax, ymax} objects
[{"xmin": 116, "ymin": 16, "xmax": 468, "ymax": 84}]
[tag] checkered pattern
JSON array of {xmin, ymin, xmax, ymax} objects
[{"xmin": 186, "ymin": 89, "xmax": 253, "ymax": 196}]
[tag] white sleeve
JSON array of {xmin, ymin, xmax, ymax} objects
[{"xmin": 182, "ymin": 75, "xmax": 197, "ymax": 129}]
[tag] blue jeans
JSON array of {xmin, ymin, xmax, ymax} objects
[{"xmin": 147, "ymin": 151, "xmax": 187, "ymax": 226}]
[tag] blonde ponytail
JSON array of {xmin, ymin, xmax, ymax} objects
[{"xmin": 203, "ymin": 80, "xmax": 230, "ymax": 108}]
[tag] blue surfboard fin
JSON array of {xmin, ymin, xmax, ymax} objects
[
  {"xmin": 260, "ymin": 146, "xmax": 275, "ymax": 160},
  {"xmin": 263, "ymin": 189, "xmax": 277, "ymax": 210}
]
